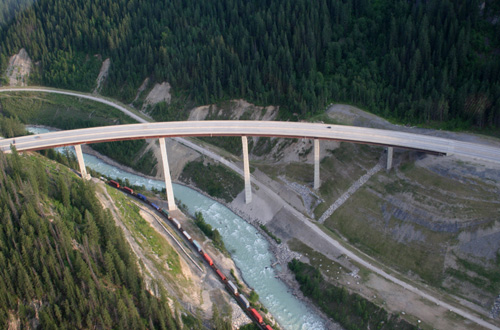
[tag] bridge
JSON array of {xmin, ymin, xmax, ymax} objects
[
  {"xmin": 1, "ymin": 119, "xmax": 500, "ymax": 211},
  {"xmin": 2, "ymin": 87, "xmax": 500, "ymax": 211}
]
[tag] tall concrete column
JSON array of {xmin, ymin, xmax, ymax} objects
[
  {"xmin": 74, "ymin": 144, "xmax": 90, "ymax": 180},
  {"xmin": 314, "ymin": 139, "xmax": 320, "ymax": 190},
  {"xmin": 242, "ymin": 136, "xmax": 252, "ymax": 204},
  {"xmin": 387, "ymin": 146, "xmax": 393, "ymax": 170},
  {"xmin": 159, "ymin": 138, "xmax": 176, "ymax": 211}
]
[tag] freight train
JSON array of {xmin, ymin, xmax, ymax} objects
[{"xmin": 107, "ymin": 180, "xmax": 275, "ymax": 330}]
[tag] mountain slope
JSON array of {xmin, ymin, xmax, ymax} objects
[
  {"xmin": 0, "ymin": 0, "xmax": 499, "ymax": 127},
  {"xmin": 0, "ymin": 150, "xmax": 181, "ymax": 329}
]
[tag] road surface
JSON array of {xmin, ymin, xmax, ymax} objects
[{"xmin": 2, "ymin": 120, "xmax": 500, "ymax": 166}]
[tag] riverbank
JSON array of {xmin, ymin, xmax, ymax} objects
[
  {"xmin": 225, "ymin": 193, "xmax": 340, "ymax": 330},
  {"xmin": 171, "ymin": 173, "xmax": 336, "ymax": 329}
]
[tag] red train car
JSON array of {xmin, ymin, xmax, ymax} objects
[
  {"xmin": 122, "ymin": 186, "xmax": 133, "ymax": 194},
  {"xmin": 108, "ymin": 180, "xmax": 120, "ymax": 188},
  {"xmin": 249, "ymin": 308, "xmax": 263, "ymax": 324},
  {"xmin": 215, "ymin": 269, "xmax": 226, "ymax": 282},
  {"xmin": 264, "ymin": 325, "xmax": 274, "ymax": 330},
  {"xmin": 203, "ymin": 253, "xmax": 213, "ymax": 266}
]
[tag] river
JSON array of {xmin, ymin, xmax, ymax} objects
[{"xmin": 28, "ymin": 126, "xmax": 325, "ymax": 330}]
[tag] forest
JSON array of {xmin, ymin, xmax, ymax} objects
[
  {"xmin": 0, "ymin": 150, "xmax": 182, "ymax": 329},
  {"xmin": 0, "ymin": 0, "xmax": 499, "ymax": 128},
  {"xmin": 180, "ymin": 160, "xmax": 244, "ymax": 202}
]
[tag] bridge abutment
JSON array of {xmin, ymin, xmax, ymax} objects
[
  {"xmin": 242, "ymin": 136, "xmax": 252, "ymax": 204},
  {"xmin": 74, "ymin": 144, "xmax": 90, "ymax": 180},
  {"xmin": 159, "ymin": 138, "xmax": 176, "ymax": 211}
]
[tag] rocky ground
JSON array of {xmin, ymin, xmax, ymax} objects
[
  {"xmin": 491, "ymin": 295, "xmax": 500, "ymax": 319},
  {"xmin": 142, "ymin": 82, "xmax": 172, "ymax": 112},
  {"xmin": 93, "ymin": 58, "xmax": 110, "ymax": 94},
  {"xmin": 278, "ymin": 175, "xmax": 323, "ymax": 218},
  {"xmin": 3, "ymin": 48, "xmax": 32, "ymax": 86}
]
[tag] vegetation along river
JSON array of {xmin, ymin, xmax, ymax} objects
[{"xmin": 28, "ymin": 126, "xmax": 325, "ymax": 330}]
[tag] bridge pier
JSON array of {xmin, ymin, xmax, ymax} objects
[
  {"xmin": 74, "ymin": 144, "xmax": 90, "ymax": 180},
  {"xmin": 159, "ymin": 138, "xmax": 177, "ymax": 211},
  {"xmin": 314, "ymin": 139, "xmax": 320, "ymax": 190},
  {"xmin": 387, "ymin": 147, "xmax": 393, "ymax": 170},
  {"xmin": 242, "ymin": 136, "xmax": 252, "ymax": 204}
]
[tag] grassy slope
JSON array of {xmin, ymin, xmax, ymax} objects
[
  {"xmin": 0, "ymin": 92, "xmax": 133, "ymax": 126},
  {"xmin": 105, "ymin": 187, "xmax": 185, "ymax": 284},
  {"xmin": 320, "ymin": 152, "xmax": 500, "ymax": 300},
  {"xmin": 315, "ymin": 143, "xmax": 382, "ymax": 217}
]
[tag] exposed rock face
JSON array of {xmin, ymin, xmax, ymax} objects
[
  {"xmin": 5, "ymin": 48, "xmax": 32, "ymax": 86},
  {"xmin": 490, "ymin": 294, "xmax": 500, "ymax": 319},
  {"xmin": 188, "ymin": 99, "xmax": 279, "ymax": 122},
  {"xmin": 380, "ymin": 198, "xmax": 491, "ymax": 234},
  {"xmin": 143, "ymin": 82, "xmax": 171, "ymax": 111},
  {"xmin": 458, "ymin": 229, "xmax": 500, "ymax": 261},
  {"xmin": 93, "ymin": 58, "xmax": 110, "ymax": 93}
]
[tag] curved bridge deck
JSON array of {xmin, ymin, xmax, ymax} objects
[{"xmin": 1, "ymin": 121, "xmax": 500, "ymax": 164}]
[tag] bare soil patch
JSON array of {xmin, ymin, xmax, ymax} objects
[
  {"xmin": 142, "ymin": 82, "xmax": 172, "ymax": 111},
  {"xmin": 93, "ymin": 58, "xmax": 110, "ymax": 93},
  {"xmin": 4, "ymin": 48, "xmax": 32, "ymax": 86}
]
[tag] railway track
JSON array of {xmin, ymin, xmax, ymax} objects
[{"xmin": 143, "ymin": 208, "xmax": 204, "ymax": 273}]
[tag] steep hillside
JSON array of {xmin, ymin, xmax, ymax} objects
[
  {"xmin": 322, "ymin": 149, "xmax": 500, "ymax": 302},
  {"xmin": 0, "ymin": 151, "xmax": 183, "ymax": 328}
]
